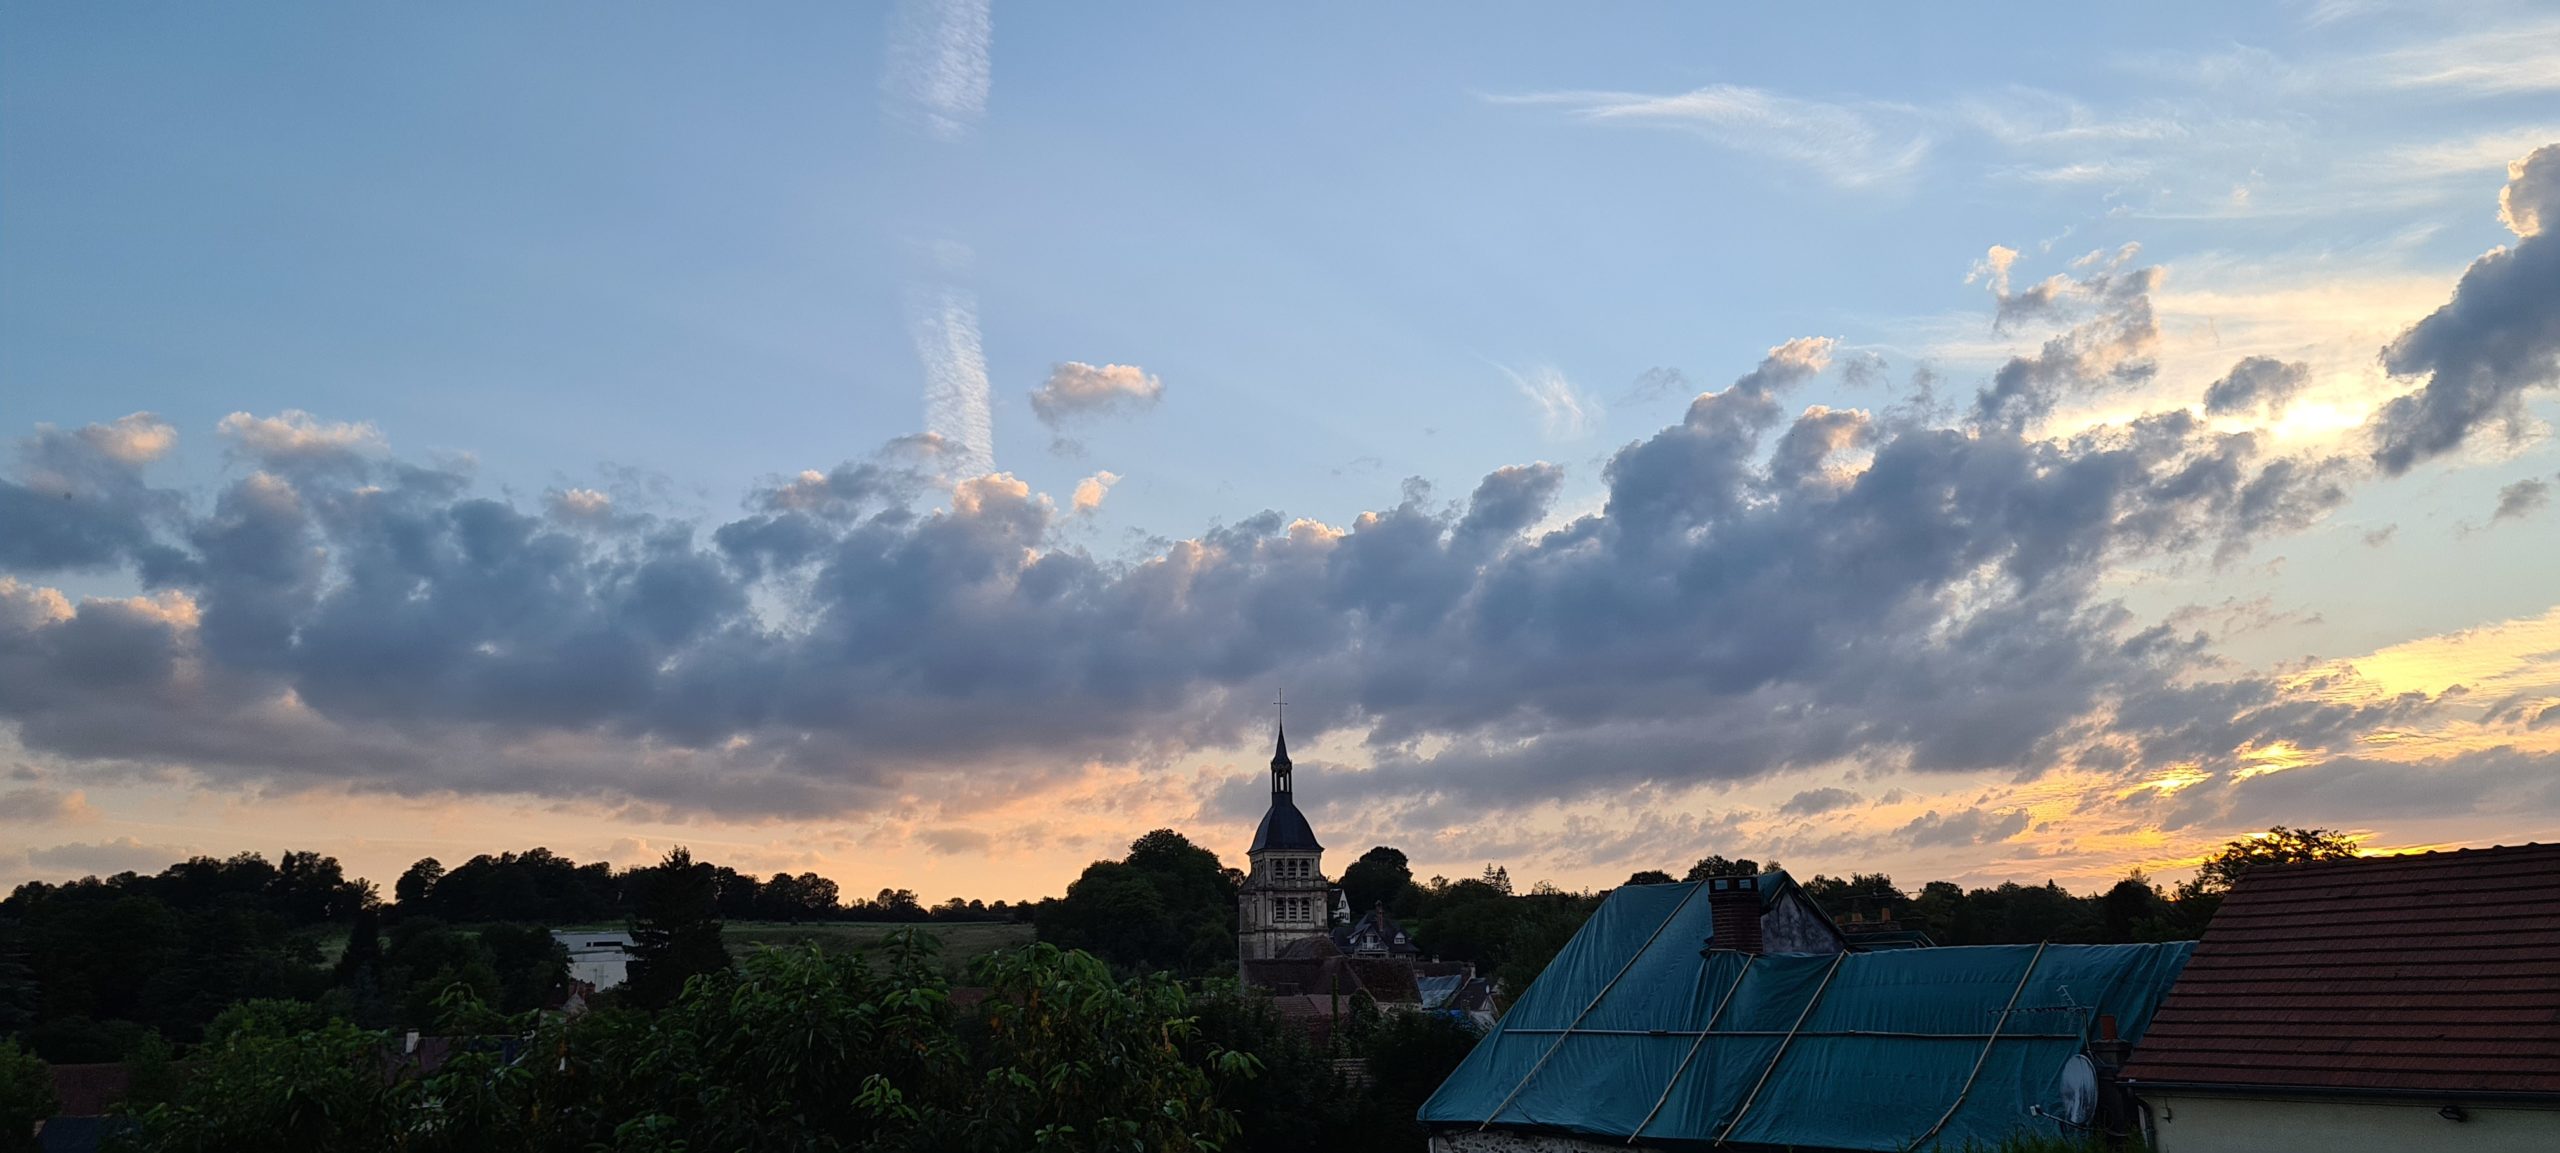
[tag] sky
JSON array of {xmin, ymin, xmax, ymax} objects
[{"xmin": 3, "ymin": 2, "xmax": 2558, "ymax": 902}]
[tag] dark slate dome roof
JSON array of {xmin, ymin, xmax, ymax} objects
[{"xmin": 1251, "ymin": 795, "xmax": 1323, "ymax": 853}]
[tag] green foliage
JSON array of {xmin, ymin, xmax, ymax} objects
[
  {"xmin": 122, "ymin": 934, "xmax": 1253, "ymax": 1153},
  {"xmin": 121, "ymin": 1031, "xmax": 180, "ymax": 1111},
  {"xmin": 203, "ymin": 998, "xmax": 327, "ymax": 1045},
  {"xmin": 2190, "ymin": 825, "xmax": 2362, "ymax": 895},
  {"xmin": 623, "ymin": 846, "xmax": 730, "ymax": 1010},
  {"xmin": 1333, "ymin": 1011, "xmax": 1483, "ymax": 1153},
  {"xmin": 1036, "ymin": 830, "xmax": 1238, "ymax": 977},
  {"xmin": 392, "ymin": 858, "xmax": 443, "ymax": 909},
  {"xmin": 1681, "ymin": 855, "xmax": 1760, "ymax": 882},
  {"xmin": 968, "ymin": 942, "xmax": 1244, "ymax": 1151},
  {"xmin": 1621, "ymin": 870, "xmax": 1676, "ymax": 886},
  {"xmin": 0, "ymin": 1040, "xmax": 55, "ymax": 1153},
  {"xmin": 133, "ymin": 1018, "xmax": 404, "ymax": 1153},
  {"xmin": 1185, "ymin": 982, "xmax": 1334, "ymax": 1153},
  {"xmin": 1, "ymin": 851, "xmax": 353, "ymax": 1052},
  {"xmin": 1339, "ymin": 847, "xmax": 1413, "ymax": 915}
]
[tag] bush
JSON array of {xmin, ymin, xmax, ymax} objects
[
  {"xmin": 0, "ymin": 1040, "xmax": 57, "ymax": 1153},
  {"xmin": 121, "ymin": 935, "xmax": 1256, "ymax": 1153}
]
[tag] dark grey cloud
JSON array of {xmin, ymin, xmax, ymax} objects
[
  {"xmin": 1898, "ymin": 806, "xmax": 2029, "ymax": 848},
  {"xmin": 2, "ymin": 171, "xmax": 2553, "ymax": 829},
  {"xmin": 2370, "ymin": 144, "xmax": 2560, "ymax": 475},
  {"xmin": 0, "ymin": 786, "xmax": 86, "ymax": 824},
  {"xmin": 2491, "ymin": 477, "xmax": 2550, "ymax": 522},
  {"xmin": 2201, "ymin": 356, "xmax": 2310, "ymax": 417},
  {"xmin": 1971, "ymin": 251, "xmax": 2162, "ymax": 431},
  {"xmin": 0, "ymin": 343, "xmax": 2391, "ymax": 822},
  {"xmin": 2206, "ymin": 747, "xmax": 2560, "ymax": 829},
  {"xmin": 23, "ymin": 837, "xmax": 192, "ymax": 877},
  {"xmin": 0, "ymin": 414, "xmax": 191, "ymax": 579},
  {"xmin": 1779, "ymin": 787, "xmax": 1859, "ymax": 816}
]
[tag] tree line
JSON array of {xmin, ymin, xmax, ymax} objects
[
  {"xmin": 1030, "ymin": 826, "xmax": 2368, "ymax": 993},
  {"xmin": 0, "ymin": 824, "xmax": 2362, "ymax": 1150},
  {"xmin": 391, "ymin": 847, "xmax": 1033, "ymax": 926},
  {"xmin": 0, "ymin": 844, "xmax": 1030, "ymax": 1069},
  {"xmin": 1, "ymin": 834, "xmax": 1484, "ymax": 1153}
]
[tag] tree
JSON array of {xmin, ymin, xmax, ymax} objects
[
  {"xmin": 1340, "ymin": 846, "xmax": 1413, "ymax": 914},
  {"xmin": 624, "ymin": 847, "xmax": 729, "ymax": 1010},
  {"xmin": 1479, "ymin": 865, "xmax": 1513, "ymax": 896},
  {"xmin": 759, "ymin": 871, "xmax": 840, "ymax": 921},
  {"xmin": 393, "ymin": 857, "xmax": 443, "ymax": 910},
  {"xmin": 2191, "ymin": 826, "xmax": 2362, "ymax": 895},
  {"xmin": 1036, "ymin": 830, "xmax": 1238, "ymax": 976},
  {"xmin": 0, "ymin": 1039, "xmax": 55, "ymax": 1153},
  {"xmin": 1622, "ymin": 870, "xmax": 1676, "ymax": 887},
  {"xmin": 1681, "ymin": 856, "xmax": 1760, "ymax": 882},
  {"xmin": 123, "ymin": 935, "xmax": 1253, "ymax": 1153},
  {"xmin": 2101, "ymin": 871, "xmax": 2168, "ymax": 942},
  {"xmin": 273, "ymin": 851, "xmax": 367, "ymax": 923},
  {"xmin": 870, "ymin": 887, "xmax": 927, "ymax": 921}
]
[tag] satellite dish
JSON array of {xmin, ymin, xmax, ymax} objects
[{"xmin": 2053, "ymin": 1053, "xmax": 2099, "ymax": 1126}]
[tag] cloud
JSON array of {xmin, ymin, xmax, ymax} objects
[
  {"xmin": 216, "ymin": 410, "xmax": 384, "ymax": 468},
  {"xmin": 917, "ymin": 827, "xmax": 993, "ymax": 854},
  {"xmin": 0, "ymin": 415, "xmax": 190, "ymax": 578},
  {"xmin": 882, "ymin": 0, "xmax": 992, "ymax": 141},
  {"xmin": 2207, "ymin": 747, "xmax": 2560, "ymax": 829},
  {"xmin": 1898, "ymin": 806, "xmax": 2030, "ymax": 848},
  {"xmin": 1779, "ymin": 787, "xmax": 1859, "ymax": 816},
  {"xmin": 909, "ymin": 286, "xmax": 996, "ymax": 478},
  {"xmin": 547, "ymin": 488, "xmax": 615, "ymax": 524},
  {"xmin": 1503, "ymin": 365, "xmax": 1600, "ymax": 439},
  {"xmin": 25, "ymin": 837, "xmax": 194, "ymax": 878},
  {"xmin": 1972, "ymin": 247, "xmax": 2162, "ymax": 430},
  {"xmin": 2202, "ymin": 356, "xmax": 2312, "ymax": 418},
  {"xmin": 0, "ymin": 786, "xmax": 91, "ymax": 824},
  {"xmin": 1030, "ymin": 363, "xmax": 1165, "ymax": 430},
  {"xmin": 2369, "ymin": 145, "xmax": 2560, "ymax": 474},
  {"xmin": 2491, "ymin": 477, "xmax": 2551, "ymax": 522},
  {"xmin": 0, "ymin": 171, "xmax": 2548, "ymax": 841},
  {"xmin": 1072, "ymin": 471, "xmax": 1120, "ymax": 513},
  {"xmin": 2365, "ymin": 18, "xmax": 2560, "ymax": 96},
  {"xmin": 1489, "ymin": 84, "xmax": 1928, "ymax": 187}
]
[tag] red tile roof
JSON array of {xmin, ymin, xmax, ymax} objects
[{"xmin": 2123, "ymin": 841, "xmax": 2560, "ymax": 1097}]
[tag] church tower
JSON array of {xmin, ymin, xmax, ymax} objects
[{"xmin": 1238, "ymin": 720, "xmax": 1329, "ymax": 971}]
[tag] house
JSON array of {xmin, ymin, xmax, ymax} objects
[
  {"xmin": 1336, "ymin": 906, "xmax": 1421, "ymax": 958},
  {"xmin": 1418, "ymin": 877, "xmax": 2193, "ymax": 1151},
  {"xmin": 2122, "ymin": 842, "xmax": 2560, "ymax": 1152},
  {"xmin": 552, "ymin": 928, "xmax": 635, "ymax": 991}
]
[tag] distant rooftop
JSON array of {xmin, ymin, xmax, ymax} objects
[{"xmin": 2123, "ymin": 841, "xmax": 2560, "ymax": 1099}]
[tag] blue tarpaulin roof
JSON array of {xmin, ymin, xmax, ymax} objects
[{"xmin": 1419, "ymin": 880, "xmax": 2194, "ymax": 1151}]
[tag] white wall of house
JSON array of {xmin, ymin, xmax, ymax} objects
[
  {"xmin": 554, "ymin": 929, "xmax": 633, "ymax": 991},
  {"xmin": 2143, "ymin": 1091, "xmax": 2560, "ymax": 1153}
]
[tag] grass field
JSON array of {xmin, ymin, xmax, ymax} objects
[
  {"xmin": 548, "ymin": 920, "xmax": 1038, "ymax": 978},
  {"xmin": 719, "ymin": 921, "xmax": 1034, "ymax": 972}
]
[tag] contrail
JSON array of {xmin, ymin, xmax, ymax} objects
[
  {"xmin": 908, "ymin": 285, "xmax": 996, "ymax": 478},
  {"xmin": 883, "ymin": 0, "xmax": 992, "ymax": 141}
]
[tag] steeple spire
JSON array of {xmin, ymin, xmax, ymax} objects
[{"xmin": 1271, "ymin": 690, "xmax": 1293, "ymax": 792}]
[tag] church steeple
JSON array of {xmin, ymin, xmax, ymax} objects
[{"xmin": 1247, "ymin": 702, "xmax": 1321, "ymax": 854}]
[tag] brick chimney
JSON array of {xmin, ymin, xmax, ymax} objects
[{"xmin": 1706, "ymin": 875, "xmax": 1763, "ymax": 954}]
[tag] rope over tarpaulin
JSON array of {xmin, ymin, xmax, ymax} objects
[
  {"xmin": 1418, "ymin": 877, "xmax": 2194, "ymax": 1151},
  {"xmin": 1476, "ymin": 876, "xmax": 1711, "ymax": 1131}
]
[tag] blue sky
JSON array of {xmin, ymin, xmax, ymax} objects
[{"xmin": 3, "ymin": 3, "xmax": 2557, "ymax": 898}]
